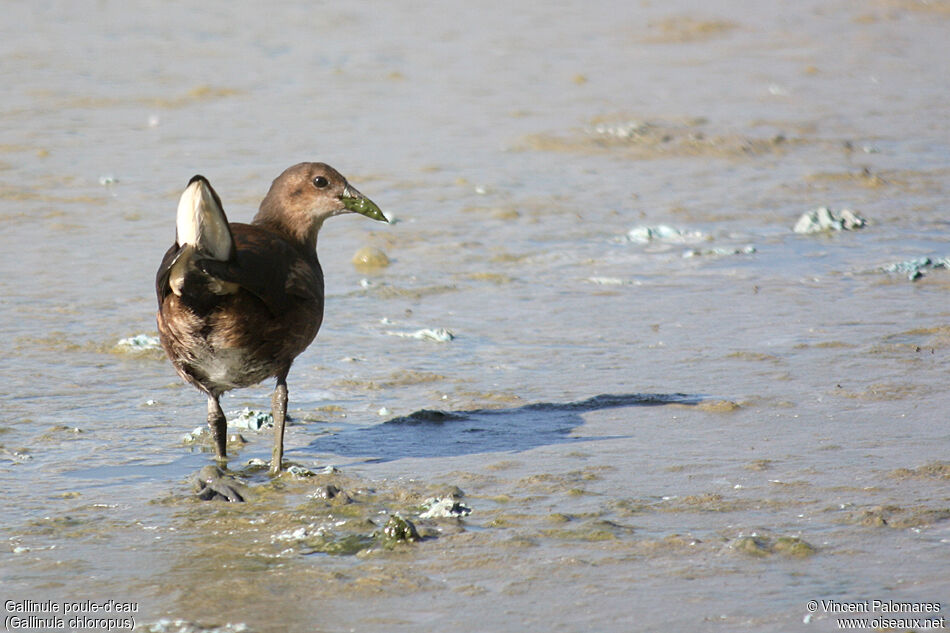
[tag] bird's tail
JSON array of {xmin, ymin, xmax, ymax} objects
[{"xmin": 176, "ymin": 175, "xmax": 234, "ymax": 261}]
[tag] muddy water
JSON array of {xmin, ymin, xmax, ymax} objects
[{"xmin": 2, "ymin": 1, "xmax": 950, "ymax": 631}]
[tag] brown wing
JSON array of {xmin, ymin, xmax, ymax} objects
[{"xmin": 193, "ymin": 223, "xmax": 323, "ymax": 316}]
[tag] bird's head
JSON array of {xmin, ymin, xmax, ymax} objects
[{"xmin": 255, "ymin": 162, "xmax": 386, "ymax": 247}]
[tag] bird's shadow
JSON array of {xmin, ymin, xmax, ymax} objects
[{"xmin": 304, "ymin": 392, "xmax": 701, "ymax": 462}]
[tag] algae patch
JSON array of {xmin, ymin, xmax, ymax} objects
[
  {"xmin": 517, "ymin": 115, "xmax": 796, "ymax": 160},
  {"xmin": 380, "ymin": 515, "xmax": 421, "ymax": 546},
  {"xmin": 639, "ymin": 16, "xmax": 739, "ymax": 43},
  {"xmin": 729, "ymin": 534, "xmax": 816, "ymax": 558},
  {"xmin": 844, "ymin": 504, "xmax": 950, "ymax": 529},
  {"xmin": 889, "ymin": 461, "xmax": 950, "ymax": 480}
]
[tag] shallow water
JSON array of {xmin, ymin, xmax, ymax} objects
[{"xmin": 2, "ymin": 1, "xmax": 950, "ymax": 631}]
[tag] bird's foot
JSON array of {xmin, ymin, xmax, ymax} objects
[{"xmin": 192, "ymin": 464, "xmax": 246, "ymax": 502}]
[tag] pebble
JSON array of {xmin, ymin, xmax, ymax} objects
[
  {"xmin": 792, "ymin": 207, "xmax": 866, "ymax": 234},
  {"xmin": 311, "ymin": 484, "xmax": 343, "ymax": 500},
  {"xmin": 419, "ymin": 497, "xmax": 472, "ymax": 519},
  {"xmin": 181, "ymin": 426, "xmax": 206, "ymax": 443},
  {"xmin": 351, "ymin": 246, "xmax": 390, "ymax": 270},
  {"xmin": 880, "ymin": 256, "xmax": 950, "ymax": 281},
  {"xmin": 227, "ymin": 408, "xmax": 273, "ymax": 431},
  {"xmin": 382, "ymin": 515, "xmax": 420, "ymax": 543},
  {"xmin": 285, "ymin": 465, "xmax": 316, "ymax": 478},
  {"xmin": 626, "ymin": 224, "xmax": 704, "ymax": 244}
]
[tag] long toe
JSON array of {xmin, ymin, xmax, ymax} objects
[{"xmin": 192, "ymin": 465, "xmax": 246, "ymax": 502}]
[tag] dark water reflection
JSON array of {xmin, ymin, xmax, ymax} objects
[{"xmin": 306, "ymin": 393, "xmax": 700, "ymax": 461}]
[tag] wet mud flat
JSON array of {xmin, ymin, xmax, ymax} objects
[
  {"xmin": 5, "ymin": 387, "xmax": 950, "ymax": 632},
  {"xmin": 3, "ymin": 0, "xmax": 950, "ymax": 631}
]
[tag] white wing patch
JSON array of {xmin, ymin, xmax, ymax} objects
[{"xmin": 176, "ymin": 179, "xmax": 234, "ymax": 262}]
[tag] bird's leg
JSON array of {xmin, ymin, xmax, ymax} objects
[
  {"xmin": 207, "ymin": 395, "xmax": 227, "ymax": 460},
  {"xmin": 270, "ymin": 372, "xmax": 289, "ymax": 476}
]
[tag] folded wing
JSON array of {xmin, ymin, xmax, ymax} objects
[{"xmin": 156, "ymin": 175, "xmax": 323, "ymax": 317}]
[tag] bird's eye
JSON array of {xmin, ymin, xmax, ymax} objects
[{"xmin": 312, "ymin": 176, "xmax": 329, "ymax": 188}]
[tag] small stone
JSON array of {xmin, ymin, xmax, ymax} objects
[
  {"xmin": 772, "ymin": 536, "xmax": 816, "ymax": 557},
  {"xmin": 313, "ymin": 484, "xmax": 342, "ymax": 499},
  {"xmin": 191, "ymin": 465, "xmax": 245, "ymax": 502},
  {"xmin": 420, "ymin": 497, "xmax": 472, "ymax": 519},
  {"xmin": 382, "ymin": 515, "xmax": 420, "ymax": 543},
  {"xmin": 880, "ymin": 256, "xmax": 950, "ymax": 281},
  {"xmin": 311, "ymin": 484, "xmax": 352, "ymax": 504},
  {"xmin": 793, "ymin": 207, "xmax": 867, "ymax": 234},
  {"xmin": 627, "ymin": 224, "xmax": 702, "ymax": 244},
  {"xmin": 285, "ymin": 465, "xmax": 315, "ymax": 478},
  {"xmin": 838, "ymin": 208, "xmax": 866, "ymax": 230},
  {"xmin": 182, "ymin": 426, "xmax": 206, "ymax": 444},
  {"xmin": 732, "ymin": 536, "xmax": 771, "ymax": 557},
  {"xmin": 352, "ymin": 246, "xmax": 390, "ymax": 271},
  {"xmin": 228, "ymin": 408, "xmax": 273, "ymax": 431}
]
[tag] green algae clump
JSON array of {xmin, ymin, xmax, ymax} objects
[
  {"xmin": 772, "ymin": 536, "xmax": 817, "ymax": 558},
  {"xmin": 732, "ymin": 535, "xmax": 817, "ymax": 558},
  {"xmin": 381, "ymin": 514, "xmax": 420, "ymax": 547}
]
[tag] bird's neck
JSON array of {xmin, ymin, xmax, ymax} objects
[{"xmin": 252, "ymin": 206, "xmax": 322, "ymax": 252}]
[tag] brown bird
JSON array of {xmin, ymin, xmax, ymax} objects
[{"xmin": 156, "ymin": 163, "xmax": 387, "ymax": 478}]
